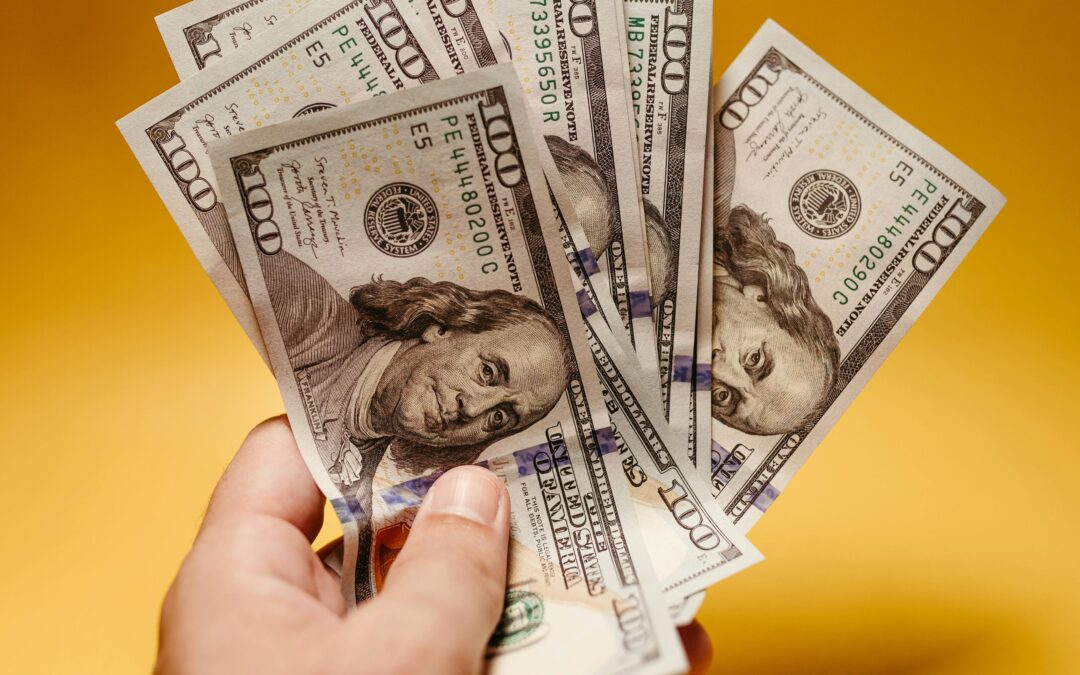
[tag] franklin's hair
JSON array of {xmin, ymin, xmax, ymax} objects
[
  {"xmin": 546, "ymin": 135, "xmax": 616, "ymax": 254},
  {"xmin": 350, "ymin": 277, "xmax": 573, "ymax": 474},
  {"xmin": 643, "ymin": 200, "xmax": 675, "ymax": 302},
  {"xmin": 715, "ymin": 204, "xmax": 841, "ymax": 427}
]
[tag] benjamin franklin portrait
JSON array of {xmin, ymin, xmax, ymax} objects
[
  {"xmin": 712, "ymin": 204, "xmax": 840, "ymax": 436},
  {"xmin": 261, "ymin": 250, "xmax": 572, "ymax": 514},
  {"xmin": 642, "ymin": 199, "xmax": 675, "ymax": 304},
  {"xmin": 546, "ymin": 135, "xmax": 674, "ymax": 305}
]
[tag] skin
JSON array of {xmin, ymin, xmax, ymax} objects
[
  {"xmin": 369, "ymin": 321, "xmax": 567, "ymax": 447},
  {"xmin": 711, "ymin": 275, "xmax": 828, "ymax": 436},
  {"xmin": 155, "ymin": 417, "xmax": 712, "ymax": 675}
]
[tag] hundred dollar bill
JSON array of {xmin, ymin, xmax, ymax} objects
[
  {"xmin": 359, "ymin": 31, "xmax": 762, "ymax": 606},
  {"xmin": 708, "ymin": 20, "xmax": 1005, "ymax": 530},
  {"xmin": 545, "ymin": 195, "xmax": 761, "ymax": 605},
  {"xmin": 412, "ymin": 14, "xmax": 763, "ymax": 601},
  {"xmin": 587, "ymin": 301, "xmax": 760, "ymax": 602},
  {"xmin": 422, "ymin": 11, "xmax": 762, "ymax": 602},
  {"xmin": 622, "ymin": 0, "xmax": 712, "ymax": 435},
  {"xmin": 158, "ymin": 0, "xmax": 507, "ymax": 80},
  {"xmin": 382, "ymin": 0, "xmax": 645, "ymax": 366},
  {"xmin": 668, "ymin": 591, "xmax": 704, "ymax": 626},
  {"xmin": 549, "ymin": 181, "xmax": 761, "ymax": 606},
  {"xmin": 121, "ymin": 0, "xmax": 460, "ymax": 359},
  {"xmin": 157, "ymin": 0, "xmax": 316, "ymax": 79},
  {"xmin": 690, "ymin": 107, "xmax": 713, "ymax": 477},
  {"xmin": 485, "ymin": 0, "xmax": 661, "ymax": 378},
  {"xmin": 141, "ymin": 0, "xmax": 757, "ymax": 610},
  {"xmin": 167, "ymin": 1, "xmax": 655, "ymax": 399},
  {"xmin": 209, "ymin": 64, "xmax": 686, "ymax": 674},
  {"xmin": 608, "ymin": 0, "xmax": 650, "ymax": 304},
  {"xmin": 664, "ymin": 113, "xmax": 712, "ymax": 626}
]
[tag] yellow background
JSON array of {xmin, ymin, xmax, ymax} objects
[{"xmin": 0, "ymin": 1, "xmax": 1076, "ymax": 672}]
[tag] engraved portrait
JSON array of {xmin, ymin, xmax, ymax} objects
[
  {"xmin": 547, "ymin": 135, "xmax": 616, "ymax": 259},
  {"xmin": 711, "ymin": 204, "xmax": 840, "ymax": 435},
  {"xmin": 261, "ymin": 250, "xmax": 572, "ymax": 507},
  {"xmin": 642, "ymin": 199, "xmax": 675, "ymax": 305},
  {"xmin": 547, "ymin": 135, "xmax": 673, "ymax": 304}
]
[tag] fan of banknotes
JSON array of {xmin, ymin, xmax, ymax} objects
[{"xmin": 119, "ymin": 0, "xmax": 1004, "ymax": 671}]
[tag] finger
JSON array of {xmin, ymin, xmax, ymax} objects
[
  {"xmin": 201, "ymin": 416, "xmax": 325, "ymax": 541},
  {"xmin": 345, "ymin": 466, "xmax": 510, "ymax": 673},
  {"xmin": 678, "ymin": 621, "xmax": 713, "ymax": 675}
]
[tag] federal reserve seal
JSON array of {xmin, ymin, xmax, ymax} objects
[
  {"xmin": 293, "ymin": 102, "xmax": 337, "ymax": 117},
  {"xmin": 364, "ymin": 183, "xmax": 439, "ymax": 257},
  {"xmin": 788, "ymin": 170, "xmax": 861, "ymax": 239}
]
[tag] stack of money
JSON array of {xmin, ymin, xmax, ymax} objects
[{"xmin": 119, "ymin": 1, "xmax": 1004, "ymax": 671}]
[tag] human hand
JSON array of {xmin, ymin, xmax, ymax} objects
[{"xmin": 154, "ymin": 416, "xmax": 712, "ymax": 674}]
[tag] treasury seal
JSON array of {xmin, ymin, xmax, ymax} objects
[
  {"xmin": 364, "ymin": 183, "xmax": 439, "ymax": 257},
  {"xmin": 788, "ymin": 170, "xmax": 861, "ymax": 239}
]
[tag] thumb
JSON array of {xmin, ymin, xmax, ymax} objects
[{"xmin": 344, "ymin": 466, "xmax": 510, "ymax": 674}]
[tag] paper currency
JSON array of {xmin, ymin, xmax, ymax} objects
[
  {"xmin": 397, "ymin": 0, "xmax": 647, "ymax": 367},
  {"xmin": 669, "ymin": 591, "xmax": 704, "ymax": 627},
  {"xmin": 121, "ymin": 0, "xmax": 460, "ymax": 358},
  {"xmin": 622, "ymin": 0, "xmax": 712, "ymax": 432},
  {"xmin": 364, "ymin": 3, "xmax": 762, "ymax": 603},
  {"xmin": 486, "ymin": 0, "xmax": 661, "ymax": 377},
  {"xmin": 137, "ymin": 0, "xmax": 759, "ymax": 618},
  {"xmin": 689, "ymin": 108, "xmax": 713, "ymax": 477},
  {"xmin": 159, "ymin": 0, "xmax": 508, "ymax": 79},
  {"xmin": 670, "ymin": 116, "xmax": 711, "ymax": 620},
  {"xmin": 209, "ymin": 64, "xmax": 686, "ymax": 673},
  {"xmin": 157, "ymin": 0, "xmax": 317, "ymax": 78},
  {"xmin": 607, "ymin": 0, "xmax": 651, "ymax": 332},
  {"xmin": 587, "ymin": 312, "xmax": 760, "ymax": 601},
  {"xmin": 707, "ymin": 20, "xmax": 1005, "ymax": 530}
]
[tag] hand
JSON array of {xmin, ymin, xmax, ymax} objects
[
  {"xmin": 155, "ymin": 416, "xmax": 712, "ymax": 674},
  {"xmin": 155, "ymin": 416, "xmax": 509, "ymax": 674}
]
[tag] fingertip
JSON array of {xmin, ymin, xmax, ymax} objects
[
  {"xmin": 202, "ymin": 414, "xmax": 325, "ymax": 542},
  {"xmin": 419, "ymin": 465, "xmax": 509, "ymax": 534},
  {"xmin": 679, "ymin": 621, "xmax": 713, "ymax": 675}
]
